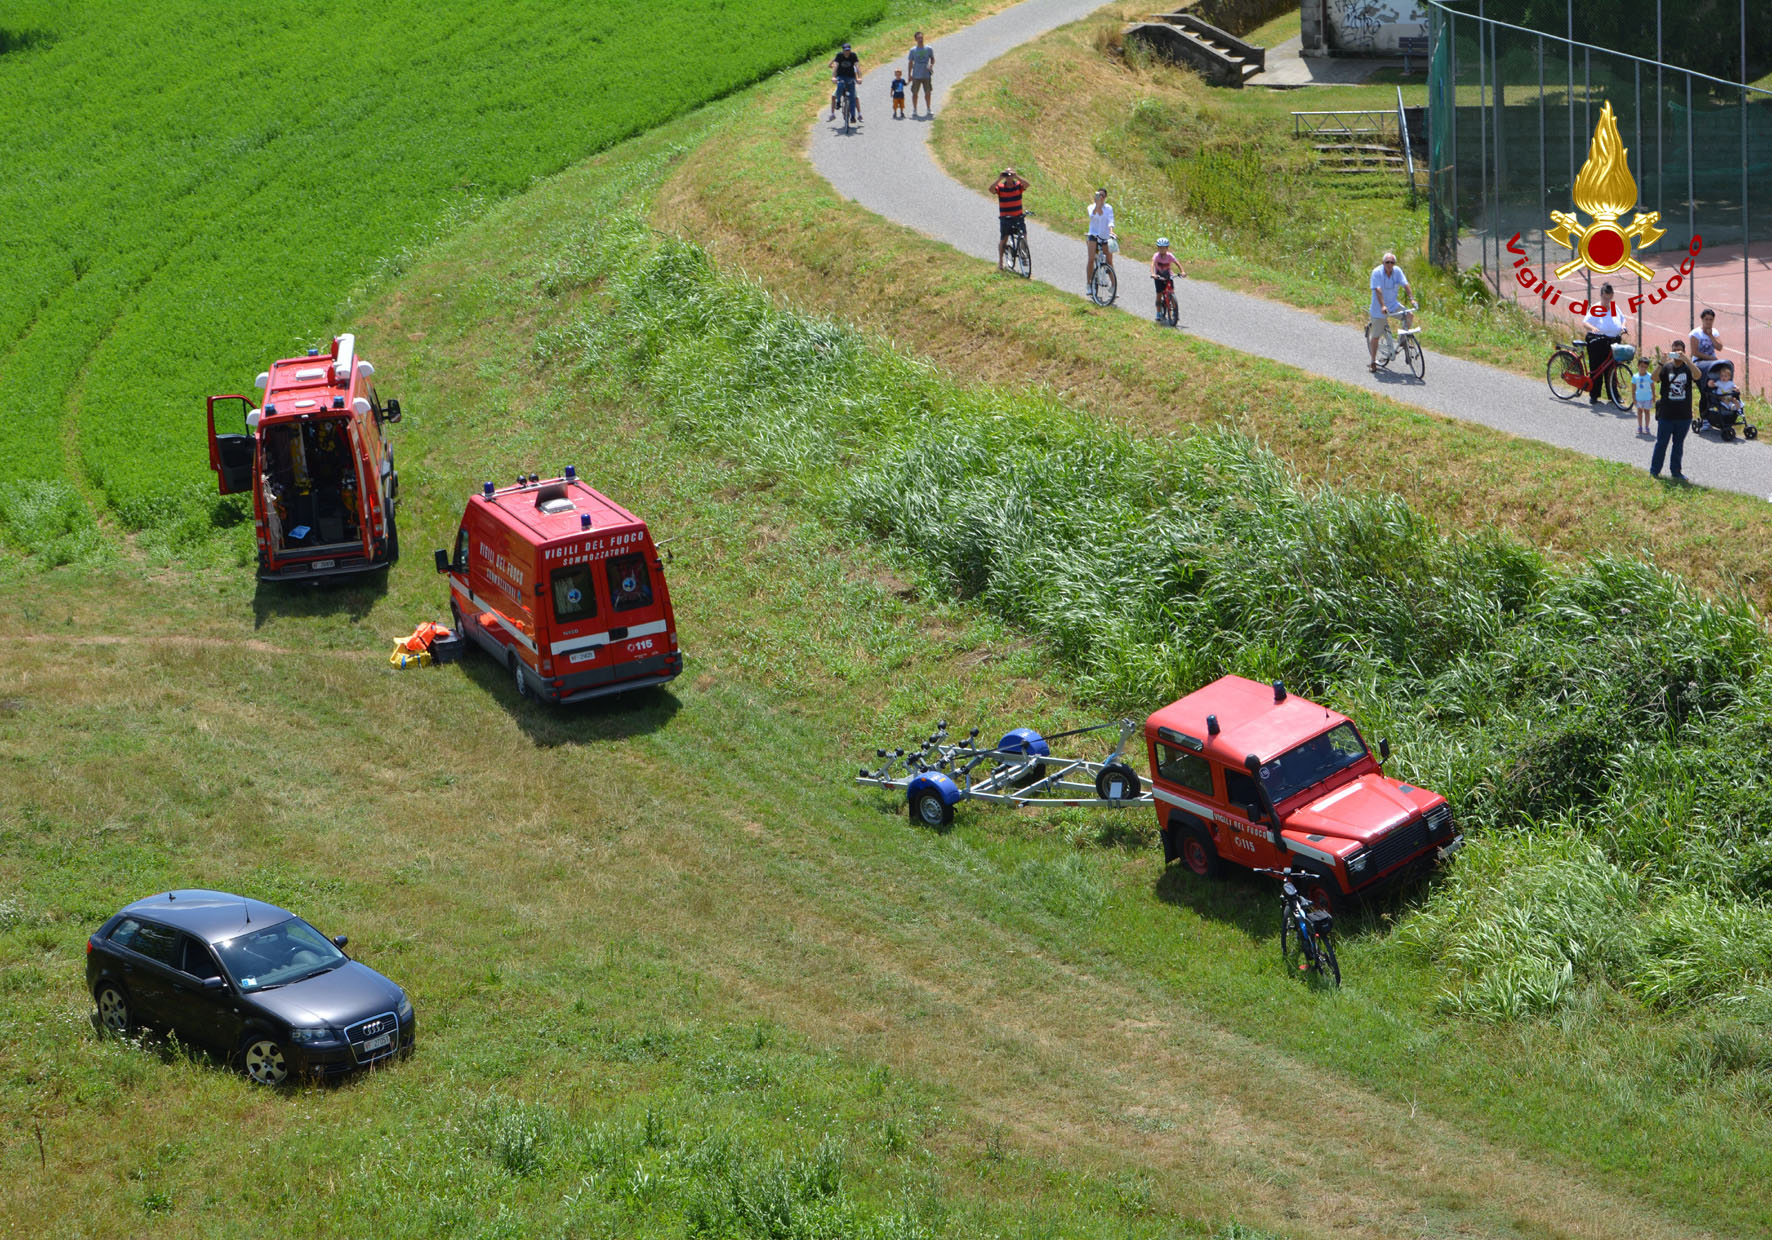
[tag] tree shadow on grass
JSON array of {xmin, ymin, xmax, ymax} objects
[
  {"xmin": 251, "ymin": 570, "xmax": 391, "ymax": 627},
  {"xmin": 0, "ymin": 28, "xmax": 54, "ymax": 56},
  {"xmin": 456, "ymin": 653, "xmax": 682, "ymax": 747}
]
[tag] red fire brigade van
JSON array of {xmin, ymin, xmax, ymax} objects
[
  {"xmin": 434, "ymin": 470, "xmax": 682, "ymax": 703},
  {"xmin": 1147, "ymin": 676, "xmax": 1460, "ymax": 910},
  {"xmin": 205, "ymin": 334, "xmax": 402, "ymax": 581}
]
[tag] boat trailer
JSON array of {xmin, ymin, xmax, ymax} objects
[{"xmin": 857, "ymin": 719, "xmax": 1151, "ymax": 826}]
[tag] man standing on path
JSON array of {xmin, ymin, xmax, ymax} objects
[
  {"xmin": 1367, "ymin": 251, "xmax": 1411, "ymax": 371},
  {"xmin": 991, "ymin": 167, "xmax": 1028, "ymax": 268},
  {"xmin": 1651, "ymin": 338, "xmax": 1701, "ymax": 482},
  {"xmin": 907, "ymin": 31, "xmax": 935, "ymax": 116}
]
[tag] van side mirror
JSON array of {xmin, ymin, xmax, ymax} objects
[
  {"xmin": 332, "ymin": 935, "xmax": 349, "ymax": 950},
  {"xmin": 384, "ymin": 398, "xmax": 402, "ymax": 424},
  {"xmin": 434, "ymin": 549, "xmax": 449, "ymax": 574},
  {"xmin": 1379, "ymin": 738, "xmax": 1391, "ymax": 762}
]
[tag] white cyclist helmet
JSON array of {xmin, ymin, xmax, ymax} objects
[{"xmin": 1156, "ymin": 237, "xmax": 1170, "ymax": 248}]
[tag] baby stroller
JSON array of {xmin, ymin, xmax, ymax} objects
[{"xmin": 1698, "ymin": 360, "xmax": 1758, "ymax": 441}]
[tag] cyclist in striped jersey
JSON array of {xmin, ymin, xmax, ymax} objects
[{"xmin": 991, "ymin": 167, "xmax": 1028, "ymax": 267}]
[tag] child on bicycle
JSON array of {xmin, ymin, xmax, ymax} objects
[
  {"xmin": 1632, "ymin": 355, "xmax": 1654, "ymax": 436},
  {"xmin": 1150, "ymin": 238, "xmax": 1183, "ymax": 322},
  {"xmin": 890, "ymin": 70, "xmax": 906, "ymax": 118}
]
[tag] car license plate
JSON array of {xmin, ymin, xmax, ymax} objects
[
  {"xmin": 362, "ymin": 1032, "xmax": 390, "ymax": 1052},
  {"xmin": 311, "ymin": 559, "xmax": 336, "ymax": 571}
]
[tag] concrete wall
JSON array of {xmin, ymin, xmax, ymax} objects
[{"xmin": 1326, "ymin": 1, "xmax": 1427, "ymax": 53}]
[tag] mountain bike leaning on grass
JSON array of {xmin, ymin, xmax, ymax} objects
[{"xmin": 1254, "ymin": 866, "xmax": 1340, "ymax": 986}]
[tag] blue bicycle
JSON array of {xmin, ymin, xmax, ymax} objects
[
  {"xmin": 833, "ymin": 77, "xmax": 859, "ymax": 131},
  {"xmin": 1255, "ymin": 867, "xmax": 1341, "ymax": 986}
]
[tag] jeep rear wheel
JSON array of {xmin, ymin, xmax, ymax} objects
[{"xmin": 1181, "ymin": 828, "xmax": 1219, "ymax": 879}]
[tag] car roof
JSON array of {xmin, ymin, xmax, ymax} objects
[
  {"xmin": 118, "ymin": 889, "xmax": 296, "ymax": 943},
  {"xmin": 1146, "ymin": 675, "xmax": 1353, "ymax": 768}
]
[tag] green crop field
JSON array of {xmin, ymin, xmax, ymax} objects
[{"xmin": 0, "ymin": 0, "xmax": 882, "ymax": 562}]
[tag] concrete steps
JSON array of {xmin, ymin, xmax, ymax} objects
[{"xmin": 1124, "ymin": 11, "xmax": 1265, "ymax": 88}]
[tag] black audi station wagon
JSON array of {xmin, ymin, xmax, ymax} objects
[{"xmin": 87, "ymin": 889, "xmax": 415, "ymax": 1085}]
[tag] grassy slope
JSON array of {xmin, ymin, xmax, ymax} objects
[
  {"xmin": 3, "ymin": 83, "xmax": 1770, "ymax": 1240},
  {"xmin": 650, "ymin": 10, "xmax": 1772, "ymax": 614}
]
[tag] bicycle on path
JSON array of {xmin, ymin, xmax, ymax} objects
[
  {"xmin": 1546, "ymin": 336, "xmax": 1634, "ymax": 409},
  {"xmin": 1088, "ymin": 234, "xmax": 1118, "ymax": 306},
  {"xmin": 1254, "ymin": 867, "xmax": 1341, "ymax": 986},
  {"xmin": 834, "ymin": 77, "xmax": 859, "ymax": 132},
  {"xmin": 1000, "ymin": 211, "xmax": 1032, "ymax": 280},
  {"xmin": 1365, "ymin": 304, "xmax": 1424, "ymax": 379}
]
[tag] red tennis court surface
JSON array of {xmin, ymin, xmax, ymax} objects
[{"xmin": 1493, "ymin": 237, "xmax": 1772, "ymax": 399}]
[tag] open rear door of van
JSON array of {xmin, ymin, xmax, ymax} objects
[{"xmin": 206, "ymin": 395, "xmax": 255, "ymax": 495}]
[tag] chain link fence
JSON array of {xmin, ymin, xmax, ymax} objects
[{"xmin": 1426, "ymin": 1, "xmax": 1772, "ymax": 393}]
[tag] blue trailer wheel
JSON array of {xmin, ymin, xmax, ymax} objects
[{"xmin": 907, "ymin": 773, "xmax": 959, "ymax": 828}]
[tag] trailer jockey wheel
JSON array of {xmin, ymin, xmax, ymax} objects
[
  {"xmin": 1094, "ymin": 762, "xmax": 1141, "ymax": 802},
  {"xmin": 911, "ymin": 789, "xmax": 954, "ymax": 828}
]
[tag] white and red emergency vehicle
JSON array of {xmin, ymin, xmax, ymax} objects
[
  {"xmin": 1146, "ymin": 676, "xmax": 1460, "ymax": 910},
  {"xmin": 205, "ymin": 334, "xmax": 402, "ymax": 581},
  {"xmin": 434, "ymin": 470, "xmax": 682, "ymax": 703}
]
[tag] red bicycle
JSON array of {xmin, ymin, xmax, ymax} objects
[{"xmin": 1546, "ymin": 337, "xmax": 1634, "ymax": 410}]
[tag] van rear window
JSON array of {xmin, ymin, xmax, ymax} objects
[
  {"xmin": 551, "ymin": 566, "xmax": 598, "ymax": 623},
  {"xmin": 607, "ymin": 554, "xmax": 654, "ymax": 612}
]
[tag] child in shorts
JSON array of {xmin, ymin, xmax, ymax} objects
[
  {"xmin": 891, "ymin": 71, "xmax": 906, "ymax": 118},
  {"xmin": 1632, "ymin": 356, "xmax": 1654, "ymax": 435}
]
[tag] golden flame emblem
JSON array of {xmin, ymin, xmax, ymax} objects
[{"xmin": 1548, "ymin": 103, "xmax": 1664, "ymax": 279}]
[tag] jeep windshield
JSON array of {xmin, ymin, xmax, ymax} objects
[{"xmin": 1257, "ymin": 722, "xmax": 1368, "ymax": 804}]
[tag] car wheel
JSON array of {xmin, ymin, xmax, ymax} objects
[
  {"xmin": 510, "ymin": 653, "xmax": 531, "ymax": 698},
  {"xmin": 94, "ymin": 982, "xmax": 132, "ymax": 1035},
  {"xmin": 242, "ymin": 1036, "xmax": 291, "ymax": 1086},
  {"xmin": 1181, "ymin": 827, "xmax": 1220, "ymax": 879}
]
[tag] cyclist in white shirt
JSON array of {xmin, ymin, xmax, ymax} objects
[
  {"xmin": 1367, "ymin": 252, "xmax": 1412, "ymax": 371},
  {"xmin": 1581, "ymin": 282, "xmax": 1628, "ymax": 406},
  {"xmin": 1085, "ymin": 188, "xmax": 1115, "ymax": 294}
]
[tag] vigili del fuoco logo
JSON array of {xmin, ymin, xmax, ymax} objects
[{"xmin": 1507, "ymin": 101, "xmax": 1701, "ymax": 314}]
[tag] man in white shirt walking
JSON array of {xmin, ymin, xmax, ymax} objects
[{"xmin": 1367, "ymin": 251, "xmax": 1412, "ymax": 371}]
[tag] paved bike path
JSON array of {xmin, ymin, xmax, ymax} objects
[{"xmin": 808, "ymin": 0, "xmax": 1768, "ymax": 499}]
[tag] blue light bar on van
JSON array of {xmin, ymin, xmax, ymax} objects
[
  {"xmin": 482, "ymin": 482, "xmax": 495, "ymax": 498},
  {"xmin": 564, "ymin": 465, "xmax": 576, "ymax": 481},
  {"xmin": 580, "ymin": 513, "xmax": 591, "ymax": 529}
]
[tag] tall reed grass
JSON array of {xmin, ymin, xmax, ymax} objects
[{"xmin": 536, "ymin": 211, "xmax": 1772, "ymax": 1019}]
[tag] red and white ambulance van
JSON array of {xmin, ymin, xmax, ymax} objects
[
  {"xmin": 434, "ymin": 470, "xmax": 682, "ymax": 703},
  {"xmin": 205, "ymin": 334, "xmax": 402, "ymax": 581}
]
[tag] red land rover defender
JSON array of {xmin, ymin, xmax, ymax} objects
[
  {"xmin": 205, "ymin": 334, "xmax": 401, "ymax": 581},
  {"xmin": 1146, "ymin": 675, "xmax": 1460, "ymax": 910},
  {"xmin": 434, "ymin": 470, "xmax": 682, "ymax": 703}
]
